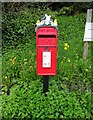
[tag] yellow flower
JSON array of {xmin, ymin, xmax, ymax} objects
[
  {"xmin": 5, "ymin": 76, "xmax": 7, "ymax": 79},
  {"xmin": 61, "ymin": 61, "xmax": 63, "ymax": 64},
  {"xmin": 76, "ymin": 54, "xmax": 79, "ymax": 59},
  {"xmin": 30, "ymin": 66, "xmax": 33, "ymax": 69},
  {"xmin": 64, "ymin": 43, "xmax": 68, "ymax": 47},
  {"xmin": 54, "ymin": 19, "xmax": 57, "ymax": 25},
  {"xmin": 11, "ymin": 59, "xmax": 15, "ymax": 64},
  {"xmin": 64, "ymin": 47, "xmax": 68, "ymax": 50},
  {"xmin": 85, "ymin": 69, "xmax": 88, "ymax": 72},
  {"xmin": 68, "ymin": 59, "xmax": 70, "ymax": 63},
  {"xmin": 67, "ymin": 45, "xmax": 69, "ymax": 48},
  {"xmin": 10, "ymin": 57, "xmax": 16, "ymax": 64},
  {"xmin": 12, "ymin": 60, "xmax": 15, "ymax": 64},
  {"xmin": 64, "ymin": 43, "xmax": 69, "ymax": 48},
  {"xmin": 64, "ymin": 43, "xmax": 70, "ymax": 50},
  {"xmin": 36, "ymin": 20, "xmax": 40, "ymax": 25}
]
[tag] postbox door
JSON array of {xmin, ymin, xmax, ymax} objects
[{"xmin": 36, "ymin": 46, "xmax": 57, "ymax": 75}]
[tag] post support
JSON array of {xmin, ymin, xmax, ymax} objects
[
  {"xmin": 43, "ymin": 76, "xmax": 49, "ymax": 95},
  {"xmin": 83, "ymin": 41, "xmax": 88, "ymax": 59},
  {"xmin": 83, "ymin": 9, "xmax": 93, "ymax": 59}
]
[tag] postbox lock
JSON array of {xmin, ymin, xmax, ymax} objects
[{"xmin": 45, "ymin": 46, "xmax": 48, "ymax": 50}]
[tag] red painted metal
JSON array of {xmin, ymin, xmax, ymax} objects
[{"xmin": 36, "ymin": 26, "xmax": 58, "ymax": 75}]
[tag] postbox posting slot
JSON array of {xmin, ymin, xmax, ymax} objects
[{"xmin": 38, "ymin": 35, "xmax": 56, "ymax": 38}]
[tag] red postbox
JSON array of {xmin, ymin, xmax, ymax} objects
[{"xmin": 36, "ymin": 26, "xmax": 58, "ymax": 75}]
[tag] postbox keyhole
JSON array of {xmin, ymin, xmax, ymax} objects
[{"xmin": 45, "ymin": 46, "xmax": 48, "ymax": 50}]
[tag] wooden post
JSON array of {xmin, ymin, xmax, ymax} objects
[
  {"xmin": 83, "ymin": 9, "xmax": 93, "ymax": 59},
  {"xmin": 83, "ymin": 41, "xmax": 88, "ymax": 59},
  {"xmin": 87, "ymin": 9, "xmax": 92, "ymax": 22}
]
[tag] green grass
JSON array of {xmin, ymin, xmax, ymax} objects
[{"xmin": 2, "ymin": 12, "xmax": 92, "ymax": 119}]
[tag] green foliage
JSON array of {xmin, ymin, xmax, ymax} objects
[
  {"xmin": 57, "ymin": 14, "xmax": 92, "ymax": 92},
  {"xmin": 2, "ymin": 9, "xmax": 36, "ymax": 49},
  {"xmin": 2, "ymin": 80, "xmax": 92, "ymax": 119},
  {"xmin": 2, "ymin": 2, "xmax": 93, "ymax": 49},
  {"xmin": 58, "ymin": 6, "xmax": 74, "ymax": 15},
  {"xmin": 2, "ymin": 6, "xmax": 57, "ymax": 50},
  {"xmin": 57, "ymin": 2, "xmax": 93, "ymax": 16},
  {"xmin": 2, "ymin": 6, "xmax": 92, "ymax": 119}
]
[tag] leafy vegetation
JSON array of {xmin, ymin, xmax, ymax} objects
[{"xmin": 2, "ymin": 3, "xmax": 93, "ymax": 119}]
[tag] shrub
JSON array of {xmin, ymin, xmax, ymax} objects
[{"xmin": 2, "ymin": 80, "xmax": 92, "ymax": 119}]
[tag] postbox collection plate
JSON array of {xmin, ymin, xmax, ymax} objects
[{"xmin": 42, "ymin": 51, "xmax": 51, "ymax": 68}]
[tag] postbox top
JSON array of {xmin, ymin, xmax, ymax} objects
[
  {"xmin": 35, "ymin": 14, "xmax": 58, "ymax": 32},
  {"xmin": 35, "ymin": 25, "xmax": 58, "ymax": 32}
]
